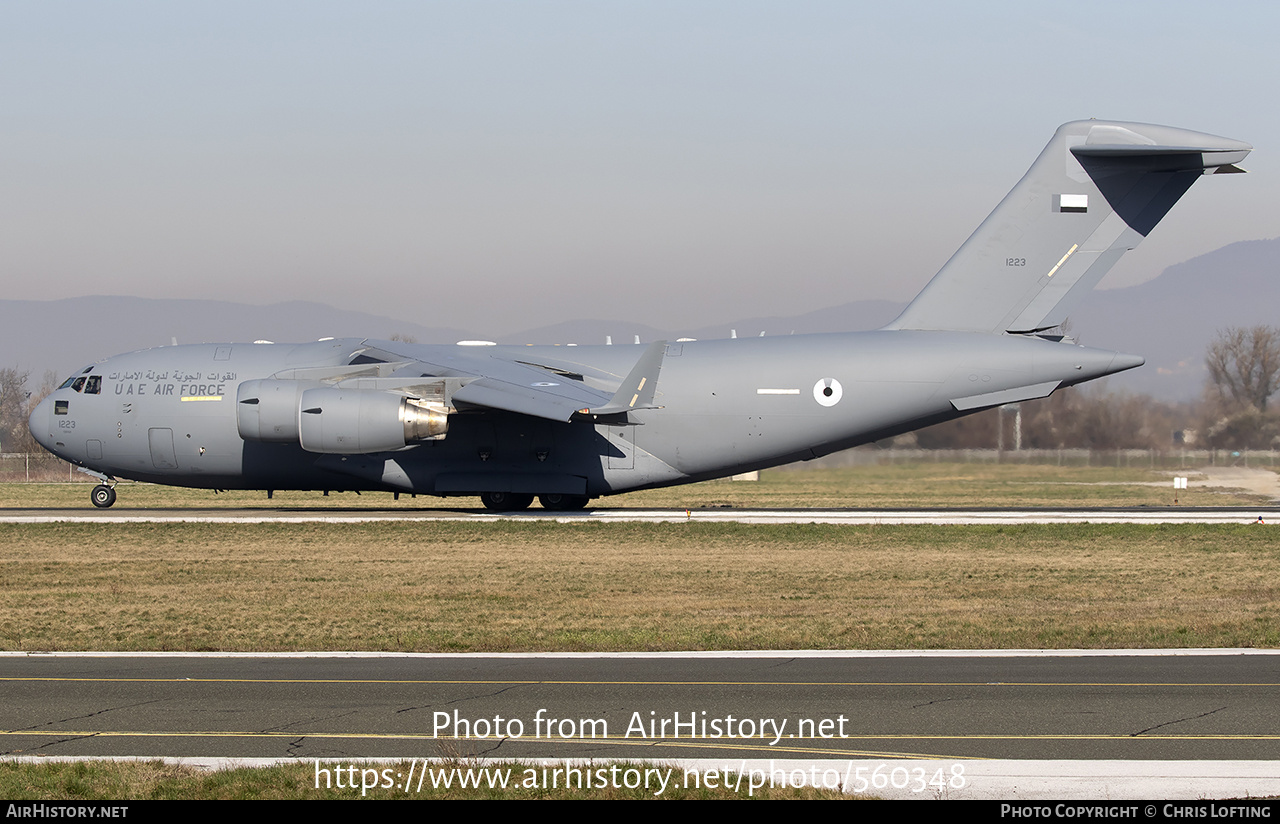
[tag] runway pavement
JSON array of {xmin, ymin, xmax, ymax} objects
[
  {"xmin": 3, "ymin": 505, "xmax": 1280, "ymax": 524},
  {"xmin": 2, "ymin": 649, "xmax": 1280, "ymax": 798},
  {"xmin": 8, "ymin": 650, "xmax": 1280, "ymax": 761},
  {"xmin": 3, "ymin": 650, "xmax": 1280, "ymax": 798}
]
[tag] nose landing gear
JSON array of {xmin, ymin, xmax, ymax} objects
[{"xmin": 90, "ymin": 484, "xmax": 117, "ymax": 508}]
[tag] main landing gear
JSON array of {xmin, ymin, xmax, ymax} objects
[
  {"xmin": 478, "ymin": 492, "xmax": 591, "ymax": 511},
  {"xmin": 538, "ymin": 493, "xmax": 590, "ymax": 511},
  {"xmin": 479, "ymin": 491, "xmax": 534, "ymax": 511},
  {"xmin": 90, "ymin": 484, "xmax": 117, "ymax": 508}
]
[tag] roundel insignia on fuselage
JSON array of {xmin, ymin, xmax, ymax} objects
[{"xmin": 813, "ymin": 378, "xmax": 842, "ymax": 407}]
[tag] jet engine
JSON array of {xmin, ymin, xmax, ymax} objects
[
  {"xmin": 237, "ymin": 380, "xmax": 449, "ymax": 454},
  {"xmin": 298, "ymin": 387, "xmax": 449, "ymax": 454},
  {"xmin": 236, "ymin": 379, "xmax": 306, "ymax": 442}
]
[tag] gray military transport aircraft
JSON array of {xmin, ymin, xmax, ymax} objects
[{"xmin": 30, "ymin": 120, "xmax": 1250, "ymax": 510}]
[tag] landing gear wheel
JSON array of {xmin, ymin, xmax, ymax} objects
[
  {"xmin": 480, "ymin": 491, "xmax": 534, "ymax": 512},
  {"xmin": 91, "ymin": 484, "xmax": 117, "ymax": 509},
  {"xmin": 539, "ymin": 494, "xmax": 590, "ymax": 511}
]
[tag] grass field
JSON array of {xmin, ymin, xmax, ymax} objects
[{"xmin": 3, "ymin": 518, "xmax": 1278, "ymax": 652}]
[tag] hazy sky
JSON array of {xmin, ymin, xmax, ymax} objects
[{"xmin": 3, "ymin": 1, "xmax": 1277, "ymax": 335}]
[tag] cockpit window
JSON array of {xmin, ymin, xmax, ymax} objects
[
  {"xmin": 85, "ymin": 376, "xmax": 101, "ymax": 395},
  {"xmin": 60, "ymin": 366, "xmax": 95, "ymax": 391},
  {"xmin": 54, "ymin": 400, "xmax": 69, "ymax": 415}
]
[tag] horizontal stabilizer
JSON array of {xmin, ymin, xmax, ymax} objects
[{"xmin": 886, "ymin": 120, "xmax": 1251, "ymax": 335}]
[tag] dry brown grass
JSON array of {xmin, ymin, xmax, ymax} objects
[
  {"xmin": 3, "ymin": 521, "xmax": 1277, "ymax": 651},
  {"xmin": 0, "ymin": 759, "xmax": 848, "ymax": 799}
]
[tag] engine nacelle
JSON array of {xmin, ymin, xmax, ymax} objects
[
  {"xmin": 297, "ymin": 387, "xmax": 449, "ymax": 454},
  {"xmin": 236, "ymin": 379, "xmax": 308, "ymax": 443}
]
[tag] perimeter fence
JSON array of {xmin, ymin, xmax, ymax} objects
[
  {"xmin": 0, "ymin": 453, "xmax": 82, "ymax": 483},
  {"xmin": 782, "ymin": 447, "xmax": 1280, "ymax": 471}
]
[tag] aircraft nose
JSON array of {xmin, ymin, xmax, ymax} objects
[{"xmin": 27, "ymin": 395, "xmax": 55, "ymax": 453}]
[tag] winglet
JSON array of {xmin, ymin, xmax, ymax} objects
[{"xmin": 579, "ymin": 340, "xmax": 667, "ymax": 417}]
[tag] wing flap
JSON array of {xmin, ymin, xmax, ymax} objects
[{"xmin": 450, "ymin": 378, "xmax": 608, "ymax": 421}]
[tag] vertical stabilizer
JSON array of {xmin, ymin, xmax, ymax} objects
[{"xmin": 885, "ymin": 120, "xmax": 1250, "ymax": 334}]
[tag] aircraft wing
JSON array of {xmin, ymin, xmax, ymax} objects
[
  {"xmin": 351, "ymin": 340, "xmax": 667, "ymax": 423},
  {"xmin": 451, "ymin": 370, "xmax": 610, "ymax": 420}
]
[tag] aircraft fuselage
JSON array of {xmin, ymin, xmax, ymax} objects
[{"xmin": 30, "ymin": 331, "xmax": 1137, "ymax": 500}]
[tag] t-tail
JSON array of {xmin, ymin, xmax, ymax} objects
[{"xmin": 885, "ymin": 120, "xmax": 1251, "ymax": 334}]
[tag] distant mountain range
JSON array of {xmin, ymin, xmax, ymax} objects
[
  {"xmin": 3, "ymin": 238, "xmax": 1276, "ymax": 400},
  {"xmin": 1070, "ymin": 238, "xmax": 1280, "ymax": 400}
]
